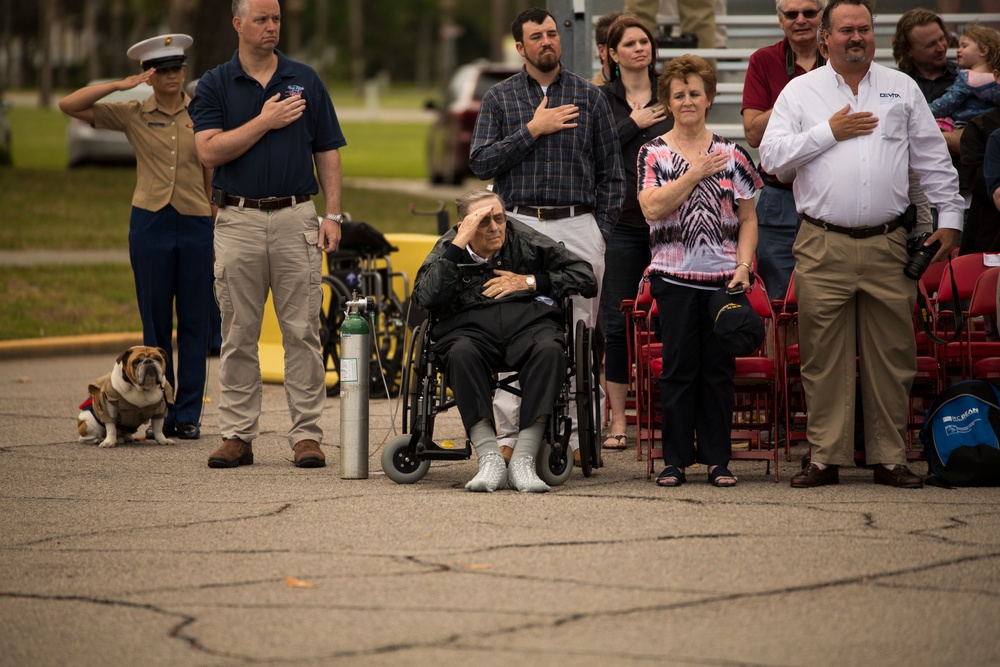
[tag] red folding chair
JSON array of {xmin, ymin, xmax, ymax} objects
[
  {"xmin": 628, "ymin": 274, "xmax": 662, "ymax": 463},
  {"xmin": 730, "ymin": 279, "xmax": 781, "ymax": 481},
  {"xmin": 935, "ymin": 254, "xmax": 989, "ymax": 381},
  {"xmin": 776, "ymin": 271, "xmax": 803, "ymax": 461}
]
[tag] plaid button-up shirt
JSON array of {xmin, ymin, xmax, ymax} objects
[{"xmin": 470, "ymin": 66, "xmax": 625, "ymax": 241}]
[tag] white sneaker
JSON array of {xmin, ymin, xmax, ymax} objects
[
  {"xmin": 465, "ymin": 452, "xmax": 507, "ymax": 492},
  {"xmin": 508, "ymin": 456, "xmax": 551, "ymax": 493}
]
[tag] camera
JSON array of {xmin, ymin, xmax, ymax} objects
[{"xmin": 904, "ymin": 232, "xmax": 941, "ymax": 280}]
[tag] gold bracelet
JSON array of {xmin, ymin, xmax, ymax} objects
[{"xmin": 737, "ymin": 262, "xmax": 752, "ymax": 271}]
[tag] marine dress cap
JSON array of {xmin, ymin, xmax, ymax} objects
[{"xmin": 126, "ymin": 34, "xmax": 193, "ymax": 70}]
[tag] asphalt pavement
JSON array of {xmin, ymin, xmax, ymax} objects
[
  {"xmin": 1, "ymin": 346, "xmax": 999, "ymax": 666},
  {"xmin": 2, "ymin": 181, "xmax": 1000, "ymax": 664}
]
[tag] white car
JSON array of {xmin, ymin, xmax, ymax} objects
[{"xmin": 67, "ymin": 80, "xmax": 154, "ymax": 167}]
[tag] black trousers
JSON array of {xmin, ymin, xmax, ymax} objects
[
  {"xmin": 650, "ymin": 279, "xmax": 735, "ymax": 468},
  {"xmin": 433, "ymin": 301, "xmax": 566, "ymax": 434}
]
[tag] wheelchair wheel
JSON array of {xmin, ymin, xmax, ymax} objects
[
  {"xmin": 401, "ymin": 321, "xmax": 427, "ymax": 433},
  {"xmin": 537, "ymin": 438, "xmax": 572, "ymax": 487},
  {"xmin": 575, "ymin": 320, "xmax": 600, "ymax": 477},
  {"xmin": 382, "ymin": 435, "xmax": 430, "ymax": 484},
  {"xmin": 370, "ymin": 293, "xmax": 407, "ymax": 398},
  {"xmin": 320, "ymin": 275, "xmax": 353, "ymax": 396}
]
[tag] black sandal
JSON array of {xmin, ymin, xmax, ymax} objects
[
  {"xmin": 655, "ymin": 465, "xmax": 686, "ymax": 487},
  {"xmin": 708, "ymin": 466, "xmax": 737, "ymax": 487}
]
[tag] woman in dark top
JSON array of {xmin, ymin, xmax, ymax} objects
[{"xmin": 600, "ymin": 16, "xmax": 672, "ymax": 451}]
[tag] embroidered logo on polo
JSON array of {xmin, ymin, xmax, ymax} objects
[
  {"xmin": 879, "ymin": 92, "xmax": 901, "ymax": 98},
  {"xmin": 284, "ymin": 84, "xmax": 305, "ymax": 98}
]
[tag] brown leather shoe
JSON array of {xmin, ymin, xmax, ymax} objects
[
  {"xmin": 208, "ymin": 437, "xmax": 253, "ymax": 468},
  {"xmin": 874, "ymin": 464, "xmax": 923, "ymax": 488},
  {"xmin": 790, "ymin": 463, "xmax": 839, "ymax": 488},
  {"xmin": 293, "ymin": 439, "xmax": 326, "ymax": 468}
]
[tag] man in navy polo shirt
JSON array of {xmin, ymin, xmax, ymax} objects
[{"xmin": 190, "ymin": 0, "xmax": 347, "ymax": 470}]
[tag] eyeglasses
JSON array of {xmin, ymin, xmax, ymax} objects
[{"xmin": 781, "ymin": 9, "xmax": 820, "ymax": 20}]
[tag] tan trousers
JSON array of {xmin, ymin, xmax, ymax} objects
[
  {"xmin": 793, "ymin": 222, "xmax": 916, "ymax": 466},
  {"xmin": 626, "ymin": 0, "xmax": 716, "ymax": 51},
  {"xmin": 213, "ymin": 201, "xmax": 327, "ymax": 448}
]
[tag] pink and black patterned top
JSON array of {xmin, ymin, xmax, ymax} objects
[{"xmin": 638, "ymin": 134, "xmax": 761, "ymax": 287}]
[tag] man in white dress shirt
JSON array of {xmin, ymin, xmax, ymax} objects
[{"xmin": 759, "ymin": 0, "xmax": 963, "ymax": 489}]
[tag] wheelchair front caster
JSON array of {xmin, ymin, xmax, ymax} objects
[
  {"xmin": 382, "ymin": 435, "xmax": 430, "ymax": 484},
  {"xmin": 536, "ymin": 439, "xmax": 572, "ymax": 487}
]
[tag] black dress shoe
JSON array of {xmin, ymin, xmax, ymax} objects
[
  {"xmin": 790, "ymin": 463, "xmax": 839, "ymax": 488},
  {"xmin": 874, "ymin": 464, "xmax": 923, "ymax": 488},
  {"xmin": 175, "ymin": 423, "xmax": 201, "ymax": 440}
]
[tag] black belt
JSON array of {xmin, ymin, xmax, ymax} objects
[
  {"xmin": 223, "ymin": 194, "xmax": 310, "ymax": 211},
  {"xmin": 761, "ymin": 173, "xmax": 794, "ymax": 191},
  {"xmin": 508, "ymin": 205, "xmax": 594, "ymax": 220},
  {"xmin": 802, "ymin": 213, "xmax": 904, "ymax": 239}
]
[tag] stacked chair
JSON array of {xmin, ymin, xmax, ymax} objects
[{"xmin": 627, "ymin": 273, "xmax": 781, "ymax": 480}]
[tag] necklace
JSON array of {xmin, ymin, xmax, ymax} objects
[{"xmin": 668, "ymin": 130, "xmax": 707, "ymax": 163}]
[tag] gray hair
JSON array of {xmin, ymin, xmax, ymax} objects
[
  {"xmin": 776, "ymin": 0, "xmax": 826, "ymax": 14},
  {"xmin": 455, "ymin": 189, "xmax": 505, "ymax": 219},
  {"xmin": 232, "ymin": 0, "xmax": 248, "ymax": 19}
]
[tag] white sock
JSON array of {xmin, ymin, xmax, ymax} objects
[{"xmin": 508, "ymin": 419, "xmax": 550, "ymax": 493}]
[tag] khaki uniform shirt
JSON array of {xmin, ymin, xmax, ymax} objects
[{"xmin": 93, "ymin": 93, "xmax": 211, "ymax": 216}]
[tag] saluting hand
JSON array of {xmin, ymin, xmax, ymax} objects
[
  {"xmin": 527, "ymin": 96, "xmax": 579, "ymax": 138},
  {"xmin": 453, "ymin": 205, "xmax": 494, "ymax": 249},
  {"xmin": 260, "ymin": 92, "xmax": 306, "ymax": 130},
  {"xmin": 829, "ymin": 104, "xmax": 878, "ymax": 141},
  {"xmin": 120, "ymin": 69, "xmax": 155, "ymax": 90}
]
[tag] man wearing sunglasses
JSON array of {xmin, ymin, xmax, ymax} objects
[{"xmin": 741, "ymin": 0, "xmax": 826, "ymax": 302}]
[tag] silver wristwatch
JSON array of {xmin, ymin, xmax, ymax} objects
[
  {"xmin": 323, "ymin": 213, "xmax": 344, "ymax": 224},
  {"xmin": 525, "ymin": 275, "xmax": 536, "ymax": 291}
]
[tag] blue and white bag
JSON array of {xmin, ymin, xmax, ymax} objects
[{"xmin": 920, "ymin": 380, "xmax": 1000, "ymax": 487}]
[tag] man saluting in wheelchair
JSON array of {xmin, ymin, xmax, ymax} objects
[{"xmin": 412, "ymin": 189, "xmax": 597, "ymax": 493}]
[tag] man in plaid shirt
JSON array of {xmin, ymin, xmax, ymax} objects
[{"xmin": 470, "ymin": 6, "xmax": 625, "ymax": 465}]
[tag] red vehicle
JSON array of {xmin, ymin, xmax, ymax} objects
[{"xmin": 425, "ymin": 61, "xmax": 519, "ymax": 185}]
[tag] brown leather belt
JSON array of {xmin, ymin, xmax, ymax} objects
[
  {"xmin": 508, "ymin": 204, "xmax": 594, "ymax": 220},
  {"xmin": 802, "ymin": 213, "xmax": 904, "ymax": 239},
  {"xmin": 223, "ymin": 194, "xmax": 310, "ymax": 211}
]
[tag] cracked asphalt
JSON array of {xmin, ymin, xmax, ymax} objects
[{"xmin": 2, "ymin": 351, "xmax": 999, "ymax": 666}]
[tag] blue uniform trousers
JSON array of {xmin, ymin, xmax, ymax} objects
[{"xmin": 129, "ymin": 205, "xmax": 214, "ymax": 426}]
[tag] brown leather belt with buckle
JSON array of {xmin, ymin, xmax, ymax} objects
[
  {"xmin": 223, "ymin": 194, "xmax": 310, "ymax": 211},
  {"xmin": 508, "ymin": 205, "xmax": 595, "ymax": 221},
  {"xmin": 802, "ymin": 213, "xmax": 904, "ymax": 239}
]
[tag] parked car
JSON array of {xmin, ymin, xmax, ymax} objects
[
  {"xmin": 425, "ymin": 61, "xmax": 519, "ymax": 185},
  {"xmin": 67, "ymin": 80, "xmax": 154, "ymax": 167}
]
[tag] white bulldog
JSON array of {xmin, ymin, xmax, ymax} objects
[{"xmin": 77, "ymin": 346, "xmax": 175, "ymax": 448}]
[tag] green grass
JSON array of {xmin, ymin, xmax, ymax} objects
[
  {"xmin": 0, "ymin": 91, "xmax": 452, "ymax": 340},
  {"xmin": 0, "ymin": 264, "xmax": 140, "ymax": 339}
]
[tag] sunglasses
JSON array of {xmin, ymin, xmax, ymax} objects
[{"xmin": 781, "ymin": 9, "xmax": 820, "ymax": 19}]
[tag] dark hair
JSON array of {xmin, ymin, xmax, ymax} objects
[
  {"xmin": 891, "ymin": 9, "xmax": 949, "ymax": 72},
  {"xmin": 512, "ymin": 7, "xmax": 556, "ymax": 43},
  {"xmin": 820, "ymin": 0, "xmax": 875, "ymax": 39},
  {"xmin": 594, "ymin": 11, "xmax": 626, "ymax": 47},
  {"xmin": 606, "ymin": 16, "xmax": 659, "ymax": 78},
  {"xmin": 657, "ymin": 55, "xmax": 717, "ymax": 117},
  {"xmin": 455, "ymin": 189, "xmax": 506, "ymax": 219}
]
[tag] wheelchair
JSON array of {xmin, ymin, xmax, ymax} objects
[
  {"xmin": 381, "ymin": 297, "xmax": 604, "ymax": 485},
  {"xmin": 318, "ymin": 218, "xmax": 408, "ymax": 397}
]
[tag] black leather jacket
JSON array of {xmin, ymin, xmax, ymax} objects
[{"xmin": 412, "ymin": 218, "xmax": 597, "ymax": 322}]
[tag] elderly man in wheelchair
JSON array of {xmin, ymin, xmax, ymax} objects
[{"xmin": 409, "ymin": 189, "xmax": 597, "ymax": 492}]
